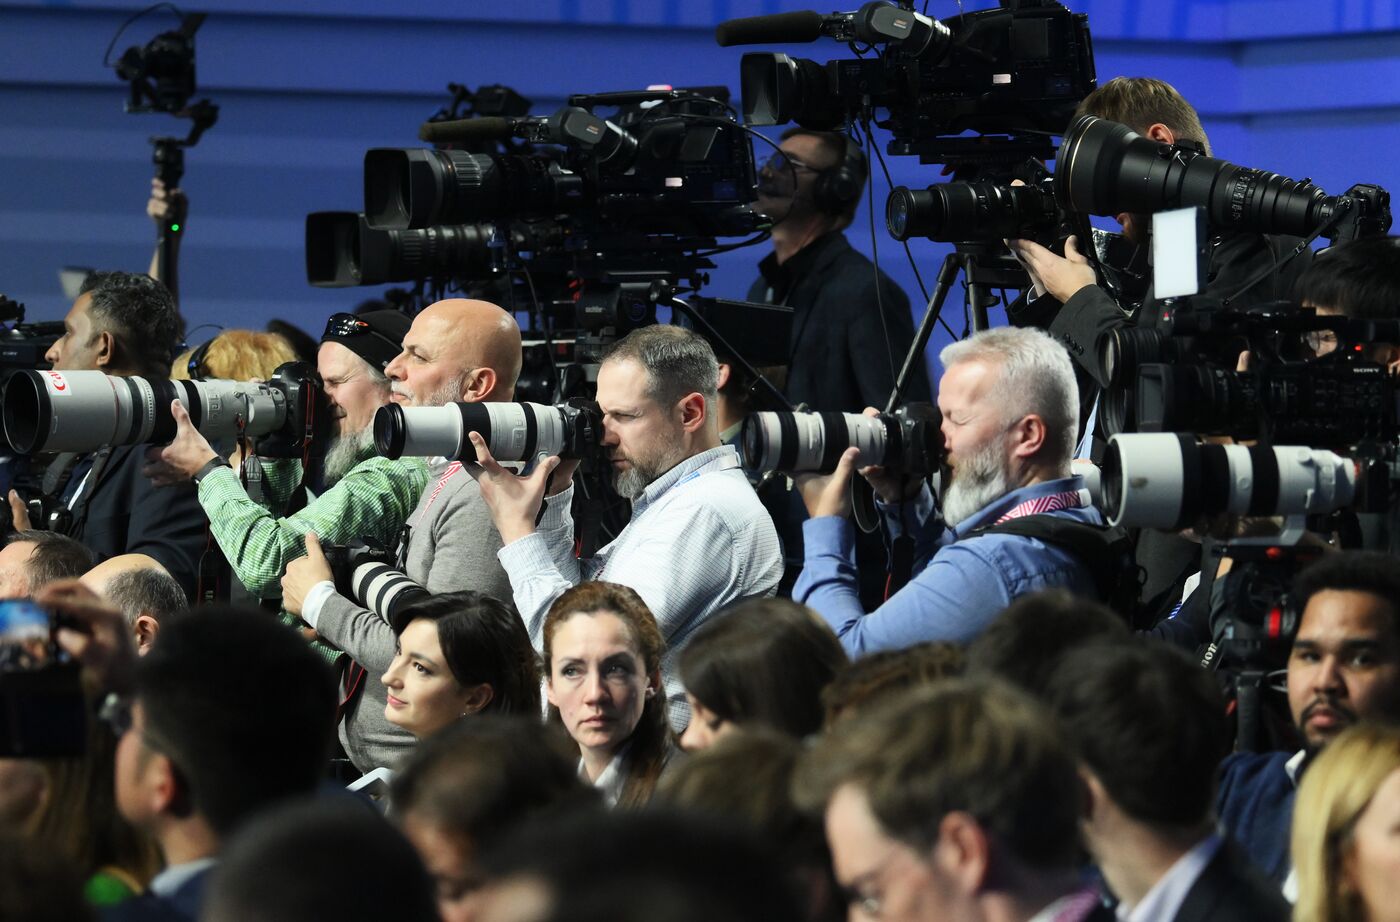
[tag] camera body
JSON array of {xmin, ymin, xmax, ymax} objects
[{"xmin": 322, "ymin": 539, "xmax": 427, "ymax": 625}]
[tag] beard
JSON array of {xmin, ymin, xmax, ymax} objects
[
  {"xmin": 391, "ymin": 373, "xmax": 467, "ymax": 408},
  {"xmin": 609, "ymin": 440, "xmax": 681, "ymax": 501},
  {"xmin": 940, "ymin": 435, "xmax": 1013, "ymax": 527},
  {"xmin": 323, "ymin": 423, "xmax": 374, "ymax": 486}
]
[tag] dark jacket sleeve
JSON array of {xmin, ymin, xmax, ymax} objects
[{"xmin": 76, "ymin": 446, "xmax": 208, "ymax": 598}]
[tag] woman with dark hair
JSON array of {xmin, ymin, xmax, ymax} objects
[
  {"xmin": 542, "ymin": 582, "xmax": 675, "ymax": 807},
  {"xmin": 382, "ymin": 591, "xmax": 540, "ymax": 740},
  {"xmin": 677, "ymin": 597, "xmax": 847, "ymax": 752}
]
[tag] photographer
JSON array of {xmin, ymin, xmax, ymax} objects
[
  {"xmin": 1217, "ymin": 551, "xmax": 1400, "ymax": 894},
  {"xmin": 469, "ymin": 324, "xmax": 783, "ymax": 730},
  {"xmin": 278, "ymin": 298, "xmax": 521, "ymax": 773},
  {"xmin": 8, "ymin": 272, "xmax": 205, "ymax": 597},
  {"xmin": 793, "ymin": 326, "xmax": 1101, "ymax": 654},
  {"xmin": 143, "ymin": 309, "xmax": 428, "ymax": 600}
]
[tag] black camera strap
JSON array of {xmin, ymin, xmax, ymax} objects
[{"xmin": 964, "ymin": 515, "xmax": 1139, "ymax": 616}]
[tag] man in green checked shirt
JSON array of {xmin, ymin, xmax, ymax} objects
[{"xmin": 143, "ymin": 310, "xmax": 428, "ymax": 601}]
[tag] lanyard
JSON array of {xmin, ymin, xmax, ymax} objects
[{"xmin": 990, "ymin": 488, "xmax": 1091, "ymax": 527}]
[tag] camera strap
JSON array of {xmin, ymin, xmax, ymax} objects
[{"xmin": 964, "ymin": 514, "xmax": 1138, "ymax": 615}]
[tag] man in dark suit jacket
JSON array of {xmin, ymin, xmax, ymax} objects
[
  {"xmin": 8, "ymin": 271, "xmax": 206, "ymax": 596},
  {"xmin": 1049, "ymin": 640, "xmax": 1291, "ymax": 922},
  {"xmin": 747, "ymin": 129, "xmax": 931, "ymax": 604}
]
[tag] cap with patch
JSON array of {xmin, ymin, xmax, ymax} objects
[{"xmin": 321, "ymin": 310, "xmax": 410, "ymax": 371}]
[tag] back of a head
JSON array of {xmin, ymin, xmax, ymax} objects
[
  {"xmin": 679, "ymin": 598, "xmax": 846, "ymax": 738},
  {"xmin": 134, "ymin": 607, "xmax": 337, "ymax": 836},
  {"xmin": 174, "ymin": 329, "xmax": 299, "ymax": 381},
  {"xmin": 1075, "ymin": 76, "xmax": 1212, "ymax": 155},
  {"xmin": 1048, "ymin": 639, "xmax": 1229, "ymax": 830},
  {"xmin": 478, "ymin": 808, "xmax": 804, "ymax": 922},
  {"xmin": 391, "ymin": 591, "xmax": 541, "ymax": 716},
  {"xmin": 8, "ymin": 530, "xmax": 93, "ymax": 594},
  {"xmin": 102, "ymin": 566, "xmax": 188, "ymax": 628},
  {"xmin": 390, "ymin": 715, "xmax": 596, "ymax": 852},
  {"xmin": 1293, "ymin": 724, "xmax": 1400, "ymax": 922},
  {"xmin": 795, "ymin": 678, "xmax": 1081, "ymax": 872},
  {"xmin": 967, "ymin": 588, "xmax": 1128, "ymax": 700},
  {"xmin": 78, "ymin": 271, "xmax": 180, "ymax": 378},
  {"xmin": 201, "ymin": 800, "xmax": 436, "ymax": 922},
  {"xmin": 1294, "ymin": 550, "xmax": 1400, "ymax": 629},
  {"xmin": 603, "ymin": 324, "xmax": 719, "ymax": 408},
  {"xmin": 657, "ymin": 729, "xmax": 827, "ymax": 872},
  {"xmin": 939, "ymin": 326, "xmax": 1079, "ymax": 469},
  {"xmin": 1295, "ymin": 236, "xmax": 1400, "ymax": 321},
  {"xmin": 822, "ymin": 641, "xmax": 965, "ymax": 727}
]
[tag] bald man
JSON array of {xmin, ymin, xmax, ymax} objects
[{"xmin": 280, "ymin": 299, "xmax": 522, "ymax": 772}]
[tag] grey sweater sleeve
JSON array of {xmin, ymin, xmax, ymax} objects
[
  {"xmin": 418, "ymin": 472, "xmax": 513, "ymax": 601},
  {"xmin": 315, "ymin": 594, "xmax": 397, "ymax": 676}
]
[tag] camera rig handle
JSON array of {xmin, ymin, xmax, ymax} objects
[{"xmin": 149, "ymin": 98, "xmax": 219, "ymax": 305}]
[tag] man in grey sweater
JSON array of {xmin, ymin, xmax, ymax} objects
[{"xmin": 280, "ymin": 299, "xmax": 522, "ymax": 772}]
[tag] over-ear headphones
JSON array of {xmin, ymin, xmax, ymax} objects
[{"xmin": 812, "ymin": 134, "xmax": 867, "ymax": 217}]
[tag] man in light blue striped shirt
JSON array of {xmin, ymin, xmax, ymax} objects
[
  {"xmin": 794, "ymin": 326, "xmax": 1102, "ymax": 656},
  {"xmin": 470, "ymin": 325, "xmax": 783, "ymax": 730}
]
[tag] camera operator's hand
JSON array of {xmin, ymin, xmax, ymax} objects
[
  {"xmin": 143, "ymin": 400, "xmax": 221, "ymax": 485},
  {"xmin": 38, "ymin": 579, "xmax": 136, "ymax": 696},
  {"xmin": 7, "ymin": 490, "xmax": 32, "ymax": 532},
  {"xmin": 147, "ymin": 178, "xmax": 188, "ymax": 231},
  {"xmin": 281, "ymin": 532, "xmax": 332, "ymax": 617},
  {"xmin": 464, "ymin": 432, "xmax": 565, "ymax": 545},
  {"xmin": 852, "ymin": 407, "xmax": 925, "ymax": 503},
  {"xmin": 1006, "ymin": 236, "xmax": 1096, "ymax": 304},
  {"xmin": 795, "ymin": 447, "xmax": 861, "ymax": 520},
  {"xmin": 462, "ymin": 433, "xmax": 565, "ymax": 545}
]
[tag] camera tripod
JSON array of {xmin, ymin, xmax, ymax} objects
[{"xmin": 884, "ymin": 241, "xmax": 1029, "ymax": 413}]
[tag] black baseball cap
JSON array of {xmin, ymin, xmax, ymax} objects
[{"xmin": 321, "ymin": 310, "xmax": 410, "ymax": 371}]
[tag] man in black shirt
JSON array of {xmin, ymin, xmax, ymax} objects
[
  {"xmin": 746, "ymin": 129, "xmax": 931, "ymax": 604},
  {"xmin": 748, "ymin": 128, "xmax": 930, "ymax": 412}
]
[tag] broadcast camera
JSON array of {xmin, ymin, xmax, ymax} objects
[
  {"xmin": 720, "ymin": 0, "xmax": 1095, "ymax": 166},
  {"xmin": 2, "ymin": 362, "xmax": 324, "ymax": 458}
]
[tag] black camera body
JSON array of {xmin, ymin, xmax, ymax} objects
[
  {"xmin": 734, "ymin": 1, "xmax": 1095, "ymax": 165},
  {"xmin": 321, "ymin": 539, "xmax": 427, "ymax": 625}
]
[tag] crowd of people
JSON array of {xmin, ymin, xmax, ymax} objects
[{"xmin": 1, "ymin": 74, "xmax": 1399, "ymax": 922}]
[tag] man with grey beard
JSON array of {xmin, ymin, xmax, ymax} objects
[
  {"xmin": 468, "ymin": 324, "xmax": 783, "ymax": 731},
  {"xmin": 791, "ymin": 326, "xmax": 1102, "ymax": 657},
  {"xmin": 145, "ymin": 309, "xmax": 428, "ymax": 601}
]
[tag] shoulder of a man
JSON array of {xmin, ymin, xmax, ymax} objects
[
  {"xmin": 950, "ymin": 505, "xmax": 1103, "ymax": 574},
  {"xmin": 1218, "ymin": 750, "xmax": 1294, "ymax": 802}
]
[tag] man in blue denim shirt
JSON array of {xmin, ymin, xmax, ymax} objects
[{"xmin": 793, "ymin": 326, "xmax": 1101, "ymax": 656}]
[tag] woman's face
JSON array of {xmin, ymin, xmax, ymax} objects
[
  {"xmin": 382, "ymin": 618, "xmax": 482, "ymax": 739},
  {"xmin": 546, "ymin": 611, "xmax": 655, "ymax": 760},
  {"xmin": 1346, "ymin": 767, "xmax": 1400, "ymax": 922}
]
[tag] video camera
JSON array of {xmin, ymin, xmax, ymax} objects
[
  {"xmin": 721, "ymin": 0, "xmax": 1095, "ymax": 166},
  {"xmin": 2, "ymin": 362, "xmax": 324, "ymax": 458}
]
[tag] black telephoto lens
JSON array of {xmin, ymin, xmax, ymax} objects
[{"xmin": 887, "ymin": 182, "xmax": 1056, "ymax": 242}]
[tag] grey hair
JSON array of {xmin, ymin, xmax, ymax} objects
[
  {"xmin": 601, "ymin": 325, "xmax": 719, "ymax": 409},
  {"xmin": 104, "ymin": 568, "xmax": 189, "ymax": 629},
  {"xmin": 938, "ymin": 327, "xmax": 1079, "ymax": 468}
]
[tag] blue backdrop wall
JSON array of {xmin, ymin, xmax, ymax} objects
[{"xmin": 2, "ymin": 0, "xmax": 1399, "ymax": 373}]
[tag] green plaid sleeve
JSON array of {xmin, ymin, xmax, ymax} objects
[
  {"xmin": 255, "ymin": 456, "xmax": 302, "ymax": 512},
  {"xmin": 197, "ymin": 455, "xmax": 431, "ymax": 598}
]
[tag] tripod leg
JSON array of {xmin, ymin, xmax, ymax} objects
[{"xmin": 885, "ymin": 253, "xmax": 963, "ymax": 413}]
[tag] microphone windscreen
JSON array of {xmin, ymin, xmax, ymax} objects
[
  {"xmin": 418, "ymin": 116, "xmax": 513, "ymax": 144},
  {"xmin": 714, "ymin": 11, "xmax": 825, "ymax": 47}
]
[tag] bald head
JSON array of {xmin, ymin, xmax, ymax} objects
[{"xmin": 386, "ymin": 299, "xmax": 522, "ymax": 407}]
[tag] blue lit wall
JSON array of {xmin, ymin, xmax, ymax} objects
[{"xmin": 2, "ymin": 0, "xmax": 1398, "ymax": 371}]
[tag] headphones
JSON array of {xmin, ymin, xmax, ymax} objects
[
  {"xmin": 812, "ymin": 134, "xmax": 868, "ymax": 217},
  {"xmin": 186, "ymin": 336, "xmax": 216, "ymax": 380}
]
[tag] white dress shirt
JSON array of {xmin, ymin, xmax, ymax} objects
[{"xmin": 499, "ymin": 445, "xmax": 783, "ymax": 730}]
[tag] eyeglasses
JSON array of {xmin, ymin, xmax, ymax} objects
[
  {"xmin": 323, "ymin": 312, "xmax": 403, "ymax": 354},
  {"xmin": 98, "ymin": 692, "xmax": 134, "ymax": 737},
  {"xmin": 761, "ymin": 150, "xmax": 823, "ymax": 176}
]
